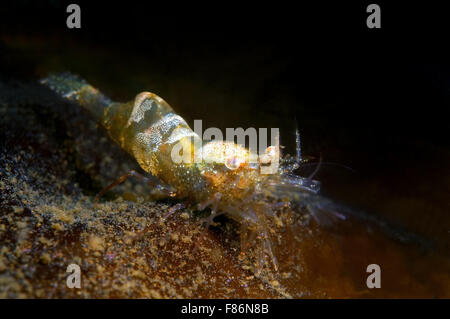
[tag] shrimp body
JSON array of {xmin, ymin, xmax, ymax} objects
[{"xmin": 42, "ymin": 73, "xmax": 333, "ymax": 272}]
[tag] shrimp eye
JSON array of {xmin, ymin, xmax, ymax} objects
[
  {"xmin": 225, "ymin": 156, "xmax": 243, "ymax": 170},
  {"xmin": 265, "ymin": 146, "xmax": 278, "ymax": 157}
]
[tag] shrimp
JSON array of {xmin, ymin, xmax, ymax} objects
[{"xmin": 41, "ymin": 72, "xmax": 344, "ymax": 274}]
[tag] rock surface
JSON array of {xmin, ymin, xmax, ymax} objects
[{"xmin": 1, "ymin": 79, "xmax": 449, "ymax": 298}]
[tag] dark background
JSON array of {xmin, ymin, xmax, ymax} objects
[{"xmin": 1, "ymin": 1, "xmax": 449, "ymax": 248}]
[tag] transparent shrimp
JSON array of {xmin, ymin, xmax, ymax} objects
[{"xmin": 41, "ymin": 72, "xmax": 345, "ymax": 274}]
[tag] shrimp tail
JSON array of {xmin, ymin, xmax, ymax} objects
[{"xmin": 40, "ymin": 72, "xmax": 112, "ymax": 121}]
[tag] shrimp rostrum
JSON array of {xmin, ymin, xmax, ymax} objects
[{"xmin": 41, "ymin": 73, "xmax": 344, "ymax": 273}]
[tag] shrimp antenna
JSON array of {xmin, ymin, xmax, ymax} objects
[
  {"xmin": 308, "ymin": 152, "xmax": 323, "ymax": 180},
  {"xmin": 299, "ymin": 161, "xmax": 356, "ymax": 173},
  {"xmin": 294, "ymin": 116, "xmax": 302, "ymax": 165}
]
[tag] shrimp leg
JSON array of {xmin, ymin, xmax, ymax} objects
[
  {"xmin": 94, "ymin": 170, "xmax": 176, "ymax": 202},
  {"xmin": 164, "ymin": 202, "xmax": 187, "ymax": 219},
  {"xmin": 197, "ymin": 193, "xmax": 225, "ymax": 227}
]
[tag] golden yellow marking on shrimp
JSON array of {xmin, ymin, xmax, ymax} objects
[{"xmin": 41, "ymin": 72, "xmax": 336, "ymax": 274}]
